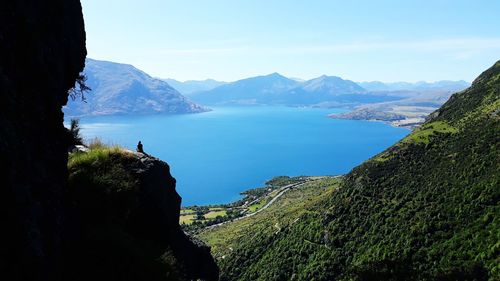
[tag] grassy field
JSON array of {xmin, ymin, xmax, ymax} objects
[
  {"xmin": 205, "ymin": 210, "xmax": 227, "ymax": 219},
  {"xmin": 179, "ymin": 207, "xmax": 228, "ymax": 225},
  {"xmin": 179, "ymin": 214, "xmax": 196, "ymax": 224},
  {"xmin": 197, "ymin": 177, "xmax": 342, "ymax": 259},
  {"xmin": 247, "ymin": 200, "xmax": 266, "ymax": 212},
  {"xmin": 180, "ymin": 209, "xmax": 194, "ymax": 215}
]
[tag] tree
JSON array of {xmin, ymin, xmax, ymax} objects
[
  {"xmin": 195, "ymin": 211, "xmax": 206, "ymax": 220},
  {"xmin": 67, "ymin": 118, "xmax": 83, "ymax": 146},
  {"xmin": 69, "ymin": 74, "xmax": 91, "ymax": 102}
]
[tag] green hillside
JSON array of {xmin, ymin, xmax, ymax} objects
[
  {"xmin": 198, "ymin": 61, "xmax": 500, "ymax": 280},
  {"xmin": 200, "ymin": 177, "xmax": 342, "ymax": 258}
]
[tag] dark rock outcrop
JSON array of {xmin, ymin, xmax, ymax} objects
[
  {"xmin": 1, "ymin": 1, "xmax": 218, "ymax": 280},
  {"xmin": 65, "ymin": 151, "xmax": 219, "ymax": 281},
  {"xmin": 0, "ymin": 1, "xmax": 86, "ymax": 280},
  {"xmin": 131, "ymin": 154, "xmax": 219, "ymax": 281}
]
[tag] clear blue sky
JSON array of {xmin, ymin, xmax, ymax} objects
[{"xmin": 82, "ymin": 0, "xmax": 500, "ymax": 82}]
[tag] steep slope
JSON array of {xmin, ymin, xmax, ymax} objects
[
  {"xmin": 64, "ymin": 59, "xmax": 208, "ymax": 116},
  {"xmin": 190, "ymin": 73, "xmax": 300, "ymax": 105},
  {"xmin": 66, "ymin": 146, "xmax": 219, "ymax": 281},
  {"xmin": 199, "ymin": 61, "xmax": 500, "ymax": 280},
  {"xmin": 163, "ymin": 78, "xmax": 227, "ymax": 95},
  {"xmin": 199, "ymin": 177, "xmax": 342, "ymax": 262}
]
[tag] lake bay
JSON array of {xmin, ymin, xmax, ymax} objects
[{"xmin": 75, "ymin": 106, "xmax": 409, "ymax": 206}]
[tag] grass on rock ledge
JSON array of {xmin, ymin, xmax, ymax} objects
[{"xmin": 68, "ymin": 139, "xmax": 137, "ymax": 194}]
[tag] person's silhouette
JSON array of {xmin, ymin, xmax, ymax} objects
[{"xmin": 137, "ymin": 141, "xmax": 144, "ymax": 153}]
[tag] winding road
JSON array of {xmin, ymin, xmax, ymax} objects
[{"xmin": 205, "ymin": 176, "xmax": 339, "ymax": 230}]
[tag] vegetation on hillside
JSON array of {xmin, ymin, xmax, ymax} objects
[
  {"xmin": 199, "ymin": 177, "xmax": 342, "ymax": 259},
  {"xmin": 198, "ymin": 61, "xmax": 500, "ymax": 280},
  {"xmin": 181, "ymin": 176, "xmax": 309, "ymax": 232}
]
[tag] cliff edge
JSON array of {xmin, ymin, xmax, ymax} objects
[
  {"xmin": 0, "ymin": 1, "xmax": 218, "ymax": 280},
  {"xmin": 66, "ymin": 147, "xmax": 219, "ymax": 281}
]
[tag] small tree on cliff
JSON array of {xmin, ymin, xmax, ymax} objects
[
  {"xmin": 67, "ymin": 118, "xmax": 83, "ymax": 146},
  {"xmin": 69, "ymin": 74, "xmax": 91, "ymax": 102}
]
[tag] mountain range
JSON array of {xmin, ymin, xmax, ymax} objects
[
  {"xmin": 359, "ymin": 80, "xmax": 470, "ymax": 92},
  {"xmin": 189, "ymin": 73, "xmax": 301, "ymax": 105},
  {"xmin": 189, "ymin": 73, "xmax": 409, "ymax": 106},
  {"xmin": 330, "ymin": 83, "xmax": 471, "ymax": 128},
  {"xmin": 162, "ymin": 78, "xmax": 227, "ymax": 95},
  {"xmin": 64, "ymin": 58, "xmax": 470, "ymax": 120},
  {"xmin": 64, "ymin": 59, "xmax": 208, "ymax": 117},
  {"xmin": 187, "ymin": 73, "xmax": 469, "ymax": 107}
]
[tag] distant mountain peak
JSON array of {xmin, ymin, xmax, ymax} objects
[
  {"xmin": 300, "ymin": 75, "xmax": 365, "ymax": 94},
  {"xmin": 189, "ymin": 73, "xmax": 300, "ymax": 105},
  {"xmin": 320, "ymin": 74, "xmax": 339, "ymax": 78},
  {"xmin": 189, "ymin": 72, "xmax": 390, "ymax": 106},
  {"xmin": 162, "ymin": 78, "xmax": 227, "ymax": 95},
  {"xmin": 260, "ymin": 72, "xmax": 287, "ymax": 80},
  {"xmin": 64, "ymin": 58, "xmax": 209, "ymax": 116},
  {"xmin": 313, "ymin": 75, "xmax": 344, "ymax": 82}
]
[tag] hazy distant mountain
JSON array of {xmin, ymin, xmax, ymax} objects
[
  {"xmin": 190, "ymin": 73, "xmax": 301, "ymax": 105},
  {"xmin": 330, "ymin": 80, "xmax": 471, "ymax": 127},
  {"xmin": 163, "ymin": 78, "xmax": 227, "ymax": 95},
  {"xmin": 191, "ymin": 73, "xmax": 402, "ymax": 106},
  {"xmin": 359, "ymin": 80, "xmax": 470, "ymax": 92},
  {"xmin": 301, "ymin": 75, "xmax": 365, "ymax": 94},
  {"xmin": 64, "ymin": 59, "xmax": 208, "ymax": 117},
  {"xmin": 282, "ymin": 75, "xmax": 397, "ymax": 105}
]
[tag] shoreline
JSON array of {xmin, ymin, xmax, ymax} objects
[
  {"xmin": 368, "ymin": 118, "xmax": 422, "ymax": 130},
  {"xmin": 179, "ymin": 175, "xmax": 340, "ymax": 232},
  {"xmin": 329, "ymin": 114, "xmax": 424, "ymax": 130}
]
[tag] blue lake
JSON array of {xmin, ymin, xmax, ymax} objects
[{"xmin": 75, "ymin": 106, "xmax": 409, "ymax": 206}]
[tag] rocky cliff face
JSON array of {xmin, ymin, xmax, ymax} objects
[
  {"xmin": 135, "ymin": 156, "xmax": 219, "ymax": 281},
  {"xmin": 66, "ymin": 151, "xmax": 219, "ymax": 280},
  {"xmin": 0, "ymin": 1, "xmax": 86, "ymax": 280},
  {"xmin": 1, "ymin": 1, "xmax": 218, "ymax": 280}
]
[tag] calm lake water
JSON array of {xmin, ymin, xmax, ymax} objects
[{"xmin": 75, "ymin": 106, "xmax": 409, "ymax": 206}]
